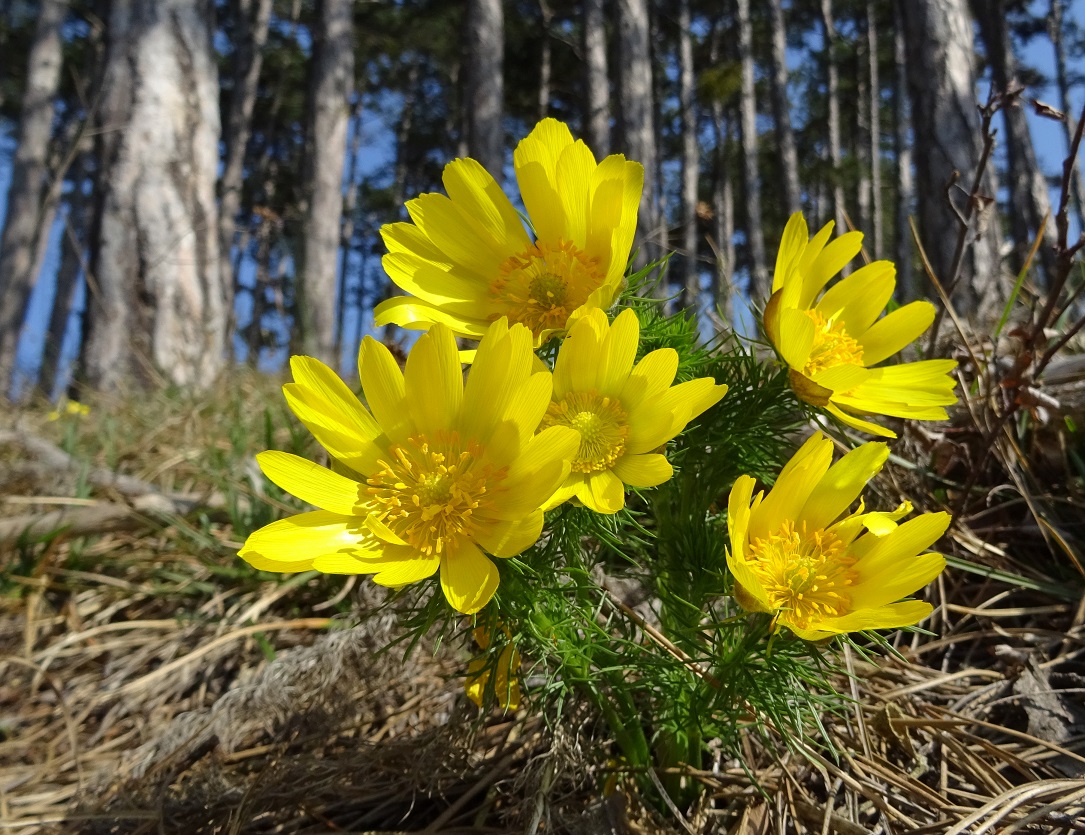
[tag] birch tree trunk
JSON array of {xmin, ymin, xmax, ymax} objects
[
  {"xmin": 737, "ymin": 0, "xmax": 767, "ymax": 298},
  {"xmin": 538, "ymin": 0, "xmax": 552, "ymax": 119},
  {"xmin": 893, "ymin": 0, "xmax": 916, "ymax": 299},
  {"xmin": 902, "ymin": 0, "xmax": 1004, "ymax": 319},
  {"xmin": 1048, "ymin": 0, "xmax": 1085, "ymax": 228},
  {"xmin": 820, "ymin": 0, "xmax": 845, "ymax": 232},
  {"xmin": 973, "ymin": 0, "xmax": 1056, "ymax": 283},
  {"xmin": 583, "ymin": 0, "xmax": 610, "ymax": 157},
  {"xmin": 713, "ymin": 110, "xmax": 735, "ymax": 329},
  {"xmin": 768, "ymin": 0, "xmax": 801, "ymax": 216},
  {"xmin": 82, "ymin": 0, "xmax": 226, "ymax": 392},
  {"xmin": 0, "ymin": 0, "xmax": 67, "ymax": 397},
  {"xmin": 295, "ymin": 0, "xmax": 354, "ymax": 367},
  {"xmin": 618, "ymin": 0, "xmax": 659, "ymax": 260},
  {"xmin": 464, "ymin": 0, "xmax": 504, "ymax": 176},
  {"xmin": 678, "ymin": 0, "xmax": 699, "ymax": 311},
  {"xmin": 219, "ymin": 0, "xmax": 272, "ymax": 314},
  {"xmin": 867, "ymin": 0, "xmax": 883, "ymax": 257}
]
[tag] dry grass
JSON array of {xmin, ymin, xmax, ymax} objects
[{"xmin": 2, "ymin": 366, "xmax": 1084, "ymax": 834}]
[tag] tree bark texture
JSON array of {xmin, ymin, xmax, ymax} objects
[
  {"xmin": 583, "ymin": 0, "xmax": 610, "ymax": 157},
  {"xmin": 464, "ymin": 0, "xmax": 504, "ymax": 177},
  {"xmin": 1048, "ymin": 0, "xmax": 1085, "ymax": 228},
  {"xmin": 618, "ymin": 0, "xmax": 659, "ymax": 260},
  {"xmin": 973, "ymin": 0, "xmax": 1056, "ymax": 284},
  {"xmin": 678, "ymin": 0, "xmax": 699, "ymax": 311},
  {"xmin": 82, "ymin": 0, "xmax": 226, "ymax": 392},
  {"xmin": 867, "ymin": 0, "xmax": 883, "ymax": 257},
  {"xmin": 768, "ymin": 0, "xmax": 801, "ymax": 216},
  {"xmin": 737, "ymin": 0, "xmax": 767, "ymax": 298},
  {"xmin": 820, "ymin": 0, "xmax": 845, "ymax": 232},
  {"xmin": 538, "ymin": 0, "xmax": 552, "ymax": 120},
  {"xmin": 219, "ymin": 0, "xmax": 272, "ymax": 316},
  {"xmin": 893, "ymin": 0, "xmax": 916, "ymax": 300},
  {"xmin": 902, "ymin": 0, "xmax": 1004, "ymax": 319},
  {"xmin": 0, "ymin": 0, "xmax": 67, "ymax": 397},
  {"xmin": 295, "ymin": 0, "xmax": 354, "ymax": 367}
]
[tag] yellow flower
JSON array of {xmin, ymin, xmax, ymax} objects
[
  {"xmin": 764, "ymin": 212, "xmax": 957, "ymax": 437},
  {"xmin": 542, "ymin": 308, "xmax": 727, "ymax": 514},
  {"xmin": 239, "ymin": 319, "xmax": 580, "ymax": 615},
  {"xmin": 374, "ymin": 118, "xmax": 643, "ymax": 346},
  {"xmin": 465, "ymin": 625, "xmax": 521, "ymax": 710},
  {"xmin": 48, "ymin": 400, "xmax": 90, "ymax": 421},
  {"xmin": 726, "ymin": 433, "xmax": 949, "ymax": 640}
]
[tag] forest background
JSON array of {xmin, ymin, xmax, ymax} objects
[{"xmin": 1, "ymin": 0, "xmax": 1084, "ymax": 401}]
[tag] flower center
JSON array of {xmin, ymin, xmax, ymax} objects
[
  {"xmin": 541, "ymin": 390, "xmax": 629, "ymax": 473},
  {"xmin": 745, "ymin": 521, "xmax": 858, "ymax": 631},
  {"xmin": 366, "ymin": 433, "xmax": 504, "ymax": 557},
  {"xmin": 802, "ymin": 310, "xmax": 865, "ymax": 377},
  {"xmin": 490, "ymin": 240, "xmax": 605, "ymax": 338}
]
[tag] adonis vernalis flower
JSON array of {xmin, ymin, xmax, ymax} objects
[
  {"xmin": 764, "ymin": 212, "xmax": 957, "ymax": 437},
  {"xmin": 374, "ymin": 118, "xmax": 643, "ymax": 346},
  {"xmin": 465, "ymin": 625, "xmax": 521, "ymax": 710},
  {"xmin": 239, "ymin": 319, "xmax": 579, "ymax": 614},
  {"xmin": 542, "ymin": 308, "xmax": 727, "ymax": 514},
  {"xmin": 727, "ymin": 433, "xmax": 949, "ymax": 641}
]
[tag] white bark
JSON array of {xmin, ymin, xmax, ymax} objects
[
  {"xmin": 737, "ymin": 0, "xmax": 767, "ymax": 297},
  {"xmin": 464, "ymin": 0, "xmax": 504, "ymax": 177},
  {"xmin": 867, "ymin": 0, "xmax": 883, "ymax": 257},
  {"xmin": 296, "ymin": 0, "xmax": 354, "ymax": 366},
  {"xmin": 83, "ymin": 0, "xmax": 226, "ymax": 392},
  {"xmin": 902, "ymin": 0, "xmax": 1004, "ymax": 318},
  {"xmin": 768, "ymin": 0, "xmax": 801, "ymax": 216},
  {"xmin": 0, "ymin": 0, "xmax": 67, "ymax": 397},
  {"xmin": 820, "ymin": 0, "xmax": 845, "ymax": 232},
  {"xmin": 893, "ymin": 0, "xmax": 916, "ymax": 299},
  {"xmin": 584, "ymin": 0, "xmax": 610, "ymax": 157},
  {"xmin": 618, "ymin": 0, "xmax": 659, "ymax": 260},
  {"xmin": 678, "ymin": 0, "xmax": 699, "ymax": 311}
]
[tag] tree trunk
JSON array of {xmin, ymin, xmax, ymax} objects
[
  {"xmin": 820, "ymin": 0, "xmax": 845, "ymax": 232},
  {"xmin": 583, "ymin": 0, "xmax": 610, "ymax": 157},
  {"xmin": 867, "ymin": 0, "xmax": 883, "ymax": 257},
  {"xmin": 736, "ymin": 0, "xmax": 767, "ymax": 298},
  {"xmin": 81, "ymin": 0, "xmax": 226, "ymax": 392},
  {"xmin": 538, "ymin": 0, "xmax": 552, "ymax": 120},
  {"xmin": 618, "ymin": 0, "xmax": 658, "ymax": 261},
  {"xmin": 902, "ymin": 0, "xmax": 1004, "ymax": 319},
  {"xmin": 678, "ymin": 0, "xmax": 699, "ymax": 311},
  {"xmin": 973, "ymin": 0, "xmax": 1056, "ymax": 285},
  {"xmin": 334, "ymin": 100, "xmax": 363, "ymax": 364},
  {"xmin": 294, "ymin": 0, "xmax": 353, "ymax": 366},
  {"xmin": 464, "ymin": 0, "xmax": 504, "ymax": 176},
  {"xmin": 712, "ymin": 108, "xmax": 735, "ymax": 329},
  {"xmin": 0, "ymin": 0, "xmax": 67, "ymax": 398},
  {"xmin": 893, "ymin": 0, "xmax": 916, "ymax": 299},
  {"xmin": 219, "ymin": 0, "xmax": 272, "ymax": 319},
  {"xmin": 767, "ymin": 0, "xmax": 801, "ymax": 216},
  {"xmin": 857, "ymin": 52, "xmax": 873, "ymax": 239},
  {"xmin": 1048, "ymin": 0, "xmax": 1085, "ymax": 229}
]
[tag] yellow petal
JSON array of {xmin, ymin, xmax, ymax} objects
[
  {"xmin": 772, "ymin": 212, "xmax": 810, "ymax": 293},
  {"xmin": 598, "ymin": 308, "xmax": 640, "ymax": 396},
  {"xmin": 620, "ymin": 348, "xmax": 679, "ymax": 407},
  {"xmin": 851, "ymin": 512, "xmax": 952, "ymax": 572},
  {"xmin": 405, "ymin": 324, "xmax": 464, "ymax": 435},
  {"xmin": 442, "ymin": 157, "xmax": 532, "ymax": 255},
  {"xmin": 282, "ymin": 384, "xmax": 385, "ymax": 475},
  {"xmin": 440, "ymin": 540, "xmax": 500, "ymax": 614},
  {"xmin": 748, "ymin": 435, "xmax": 833, "ymax": 542},
  {"xmin": 859, "ymin": 301, "xmax": 936, "ymax": 365},
  {"xmin": 257, "ymin": 451, "xmax": 363, "ymax": 516},
  {"xmin": 776, "ymin": 308, "xmax": 815, "ymax": 370},
  {"xmin": 824, "ymin": 401, "xmax": 896, "ymax": 437},
  {"xmin": 815, "ymin": 261, "xmax": 895, "ymax": 335},
  {"xmin": 410, "ymin": 192, "xmax": 505, "ymax": 277},
  {"xmin": 850, "ymin": 552, "xmax": 946, "ymax": 609},
  {"xmin": 584, "ymin": 469, "xmax": 625, "ymax": 514},
  {"xmin": 798, "ymin": 442, "xmax": 888, "ymax": 532},
  {"xmin": 381, "ymin": 252, "xmax": 491, "ymax": 306},
  {"xmin": 556, "ymin": 139, "xmax": 597, "ymax": 245},
  {"xmin": 612, "ymin": 453, "xmax": 673, "ymax": 488},
  {"xmin": 358, "ymin": 336, "xmax": 410, "ymax": 441},
  {"xmin": 800, "ymin": 231, "xmax": 864, "ymax": 308},
  {"xmin": 795, "ymin": 600, "xmax": 935, "ymax": 638},
  {"xmin": 289, "ymin": 355, "xmax": 382, "ymax": 441},
  {"xmin": 240, "ymin": 511, "xmax": 373, "ymax": 572},
  {"xmin": 474, "ymin": 510, "xmax": 544, "ymax": 557},
  {"xmin": 543, "ymin": 472, "xmax": 585, "ymax": 511},
  {"xmin": 372, "ymin": 296, "xmax": 491, "ymax": 336},
  {"xmin": 370, "ymin": 554, "xmax": 442, "ymax": 587}
]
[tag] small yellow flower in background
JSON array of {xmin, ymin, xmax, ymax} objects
[
  {"xmin": 48, "ymin": 400, "xmax": 90, "ymax": 421},
  {"xmin": 543, "ymin": 308, "xmax": 727, "ymax": 514},
  {"xmin": 239, "ymin": 319, "xmax": 580, "ymax": 615},
  {"xmin": 764, "ymin": 212, "xmax": 958, "ymax": 438},
  {"xmin": 726, "ymin": 432, "xmax": 949, "ymax": 641},
  {"xmin": 374, "ymin": 118, "xmax": 643, "ymax": 346},
  {"xmin": 465, "ymin": 625, "xmax": 521, "ymax": 710}
]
